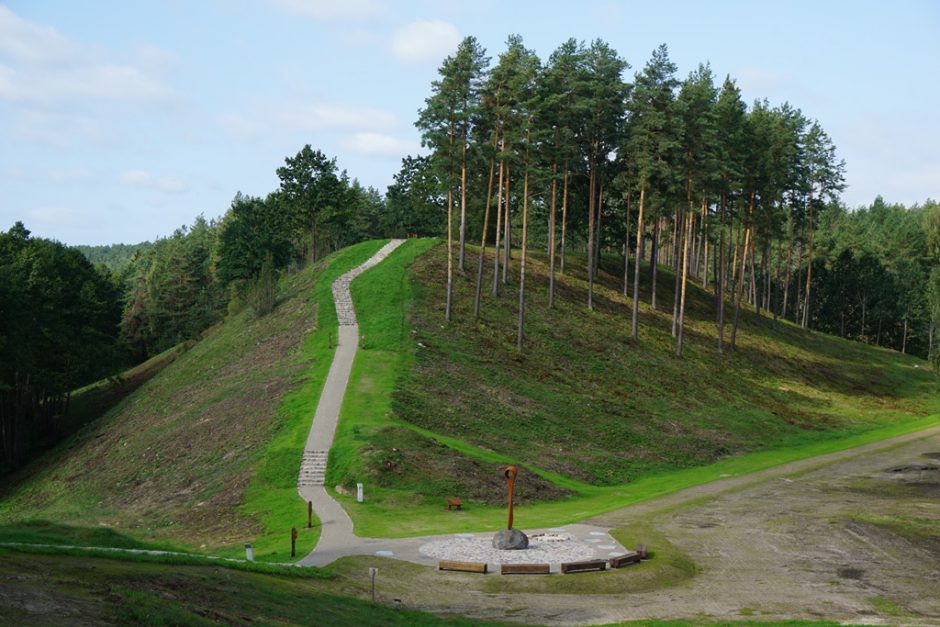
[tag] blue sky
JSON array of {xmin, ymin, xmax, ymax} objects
[{"xmin": 1, "ymin": 0, "xmax": 938, "ymax": 245}]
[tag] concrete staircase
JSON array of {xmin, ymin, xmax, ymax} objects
[{"xmin": 298, "ymin": 450, "xmax": 328, "ymax": 487}]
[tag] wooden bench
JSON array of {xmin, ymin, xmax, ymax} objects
[
  {"xmin": 501, "ymin": 563, "xmax": 551, "ymax": 575},
  {"xmin": 608, "ymin": 551, "xmax": 642, "ymax": 568},
  {"xmin": 445, "ymin": 497, "xmax": 463, "ymax": 511},
  {"xmin": 439, "ymin": 560, "xmax": 487, "ymax": 574},
  {"xmin": 560, "ymin": 559, "xmax": 607, "ymax": 574}
]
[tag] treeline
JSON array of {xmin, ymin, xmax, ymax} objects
[
  {"xmin": 0, "ymin": 223, "xmax": 123, "ymax": 467},
  {"xmin": 73, "ymin": 241, "xmax": 154, "ymax": 270},
  {"xmin": 413, "ymin": 35, "xmax": 939, "ymax": 361},
  {"xmin": 1, "ymin": 146, "xmax": 427, "ymax": 471},
  {"xmin": 808, "ymin": 197, "xmax": 940, "ymax": 358}
]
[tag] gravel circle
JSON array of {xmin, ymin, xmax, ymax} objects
[{"xmin": 419, "ymin": 532, "xmax": 601, "ymax": 564}]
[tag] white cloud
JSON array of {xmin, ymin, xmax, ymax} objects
[
  {"xmin": 26, "ymin": 206, "xmax": 79, "ymax": 227},
  {"xmin": 340, "ymin": 132, "xmax": 420, "ymax": 157},
  {"xmin": 0, "ymin": 5, "xmax": 79, "ymax": 64},
  {"xmin": 219, "ymin": 112, "xmax": 263, "ymax": 138},
  {"xmin": 279, "ymin": 102, "xmax": 400, "ymax": 132},
  {"xmin": 10, "ymin": 110, "xmax": 114, "ymax": 147},
  {"xmin": 0, "ymin": 62, "xmax": 175, "ymax": 106},
  {"xmin": 271, "ymin": 0, "xmax": 387, "ymax": 20},
  {"xmin": 391, "ymin": 20, "xmax": 460, "ymax": 63},
  {"xmin": 47, "ymin": 167, "xmax": 95, "ymax": 184},
  {"xmin": 122, "ymin": 170, "xmax": 187, "ymax": 193},
  {"xmin": 220, "ymin": 101, "xmax": 401, "ymax": 138},
  {"xmin": 133, "ymin": 43, "xmax": 180, "ymax": 74},
  {"xmin": 0, "ymin": 6, "xmax": 176, "ymax": 108}
]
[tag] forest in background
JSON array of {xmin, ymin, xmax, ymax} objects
[{"xmin": 2, "ymin": 36, "xmax": 938, "ymax": 473}]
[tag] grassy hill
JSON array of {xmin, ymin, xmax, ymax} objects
[
  {"xmin": 0, "ymin": 240, "xmax": 390, "ymax": 561},
  {"xmin": 326, "ymin": 243, "xmax": 939, "ymax": 535},
  {"xmin": 0, "ymin": 237, "xmax": 936, "ymax": 554}
]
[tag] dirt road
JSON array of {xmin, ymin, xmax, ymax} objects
[{"xmin": 337, "ymin": 425, "xmax": 940, "ymax": 625}]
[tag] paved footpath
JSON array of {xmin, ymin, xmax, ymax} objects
[
  {"xmin": 294, "ymin": 239, "xmax": 627, "ymax": 569},
  {"xmin": 296, "ymin": 239, "xmax": 404, "ymax": 567}
]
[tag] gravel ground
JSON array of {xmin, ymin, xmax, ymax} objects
[
  {"xmin": 349, "ymin": 425, "xmax": 940, "ymax": 625},
  {"xmin": 418, "ymin": 529, "xmax": 623, "ymax": 565}
]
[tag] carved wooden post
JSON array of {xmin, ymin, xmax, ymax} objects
[{"xmin": 504, "ymin": 465, "xmax": 517, "ymax": 530}]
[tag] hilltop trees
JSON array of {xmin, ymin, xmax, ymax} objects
[
  {"xmin": 410, "ymin": 35, "xmax": 936, "ymax": 365},
  {"xmin": 417, "ymin": 36, "xmax": 489, "ymax": 321},
  {"xmin": 624, "ymin": 44, "xmax": 680, "ymax": 342}
]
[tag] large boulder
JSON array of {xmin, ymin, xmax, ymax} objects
[{"xmin": 492, "ymin": 528, "xmax": 529, "ymax": 550}]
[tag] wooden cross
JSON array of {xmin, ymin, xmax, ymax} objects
[{"xmin": 504, "ymin": 465, "xmax": 518, "ymax": 530}]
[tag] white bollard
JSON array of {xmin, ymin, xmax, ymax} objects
[
  {"xmin": 245, "ymin": 543, "xmax": 254, "ymax": 561},
  {"xmin": 357, "ymin": 483, "xmax": 364, "ymax": 503}
]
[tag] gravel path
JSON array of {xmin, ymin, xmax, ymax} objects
[{"xmin": 296, "ymin": 240, "xmax": 404, "ymax": 567}]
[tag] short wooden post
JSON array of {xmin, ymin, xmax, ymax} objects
[
  {"xmin": 291, "ymin": 527, "xmax": 298, "ymax": 558},
  {"xmin": 328, "ymin": 332, "xmax": 332, "ymax": 349},
  {"xmin": 307, "ymin": 501, "xmax": 313, "ymax": 528}
]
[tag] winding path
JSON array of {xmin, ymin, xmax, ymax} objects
[
  {"xmin": 296, "ymin": 239, "xmax": 404, "ymax": 567},
  {"xmin": 293, "ymin": 240, "xmax": 628, "ymax": 569}
]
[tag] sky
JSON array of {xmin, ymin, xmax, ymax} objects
[{"xmin": 1, "ymin": 1, "xmax": 938, "ymax": 246}]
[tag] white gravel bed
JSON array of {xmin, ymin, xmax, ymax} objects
[{"xmin": 419, "ymin": 532, "xmax": 604, "ymax": 564}]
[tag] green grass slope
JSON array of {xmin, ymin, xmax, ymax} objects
[
  {"xmin": 0, "ymin": 240, "xmax": 388, "ymax": 561},
  {"xmin": 0, "ymin": 550, "xmax": 505, "ymax": 626},
  {"xmin": 328, "ymin": 243, "xmax": 939, "ymax": 536}
]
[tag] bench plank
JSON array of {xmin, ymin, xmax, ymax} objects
[
  {"xmin": 439, "ymin": 560, "xmax": 487, "ymax": 574},
  {"xmin": 501, "ymin": 563, "xmax": 550, "ymax": 575},
  {"xmin": 608, "ymin": 551, "xmax": 641, "ymax": 568},
  {"xmin": 560, "ymin": 559, "xmax": 606, "ymax": 574}
]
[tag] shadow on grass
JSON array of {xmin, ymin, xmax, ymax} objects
[{"xmin": 0, "ymin": 520, "xmax": 168, "ymax": 550}]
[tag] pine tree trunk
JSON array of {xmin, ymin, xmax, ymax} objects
[
  {"xmin": 902, "ymin": 317, "xmax": 908, "ymax": 354},
  {"xmin": 623, "ymin": 194, "xmax": 632, "ymax": 297},
  {"xmin": 560, "ymin": 166, "xmax": 569, "ymax": 274},
  {"xmin": 502, "ymin": 165, "xmax": 511, "ymax": 284},
  {"xmin": 677, "ymin": 210, "xmax": 693, "ymax": 357},
  {"xmin": 548, "ymin": 159, "xmax": 558, "ymax": 308},
  {"xmin": 731, "ymin": 218, "xmax": 741, "ymax": 288},
  {"xmin": 459, "ymin": 143, "xmax": 467, "ymax": 271},
  {"xmin": 701, "ymin": 197, "xmax": 709, "ymax": 289},
  {"xmin": 517, "ymin": 163, "xmax": 530, "ymax": 352},
  {"xmin": 491, "ymin": 151, "xmax": 505, "ymax": 297},
  {"xmin": 651, "ymin": 219, "xmax": 660, "ymax": 310},
  {"xmin": 730, "ymin": 224, "xmax": 750, "ymax": 351},
  {"xmin": 631, "ymin": 186, "xmax": 646, "ymax": 343},
  {"xmin": 731, "ymin": 193, "xmax": 755, "ymax": 350},
  {"xmin": 794, "ymin": 237, "xmax": 804, "ymax": 323},
  {"xmin": 587, "ymin": 168, "xmax": 596, "ymax": 310},
  {"xmin": 718, "ymin": 193, "xmax": 727, "ymax": 354},
  {"xmin": 781, "ymin": 233, "xmax": 794, "ymax": 320},
  {"xmin": 474, "ymin": 150, "xmax": 497, "ymax": 319},
  {"xmin": 672, "ymin": 206, "xmax": 683, "ymax": 339},
  {"xmin": 861, "ymin": 298, "xmax": 867, "ymax": 340},
  {"xmin": 754, "ymin": 239, "xmax": 763, "ymax": 322},
  {"xmin": 445, "ymin": 186, "xmax": 454, "ymax": 322},
  {"xmin": 595, "ymin": 184, "xmax": 604, "ymax": 277},
  {"xmin": 801, "ymin": 199, "xmax": 815, "ymax": 329}
]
